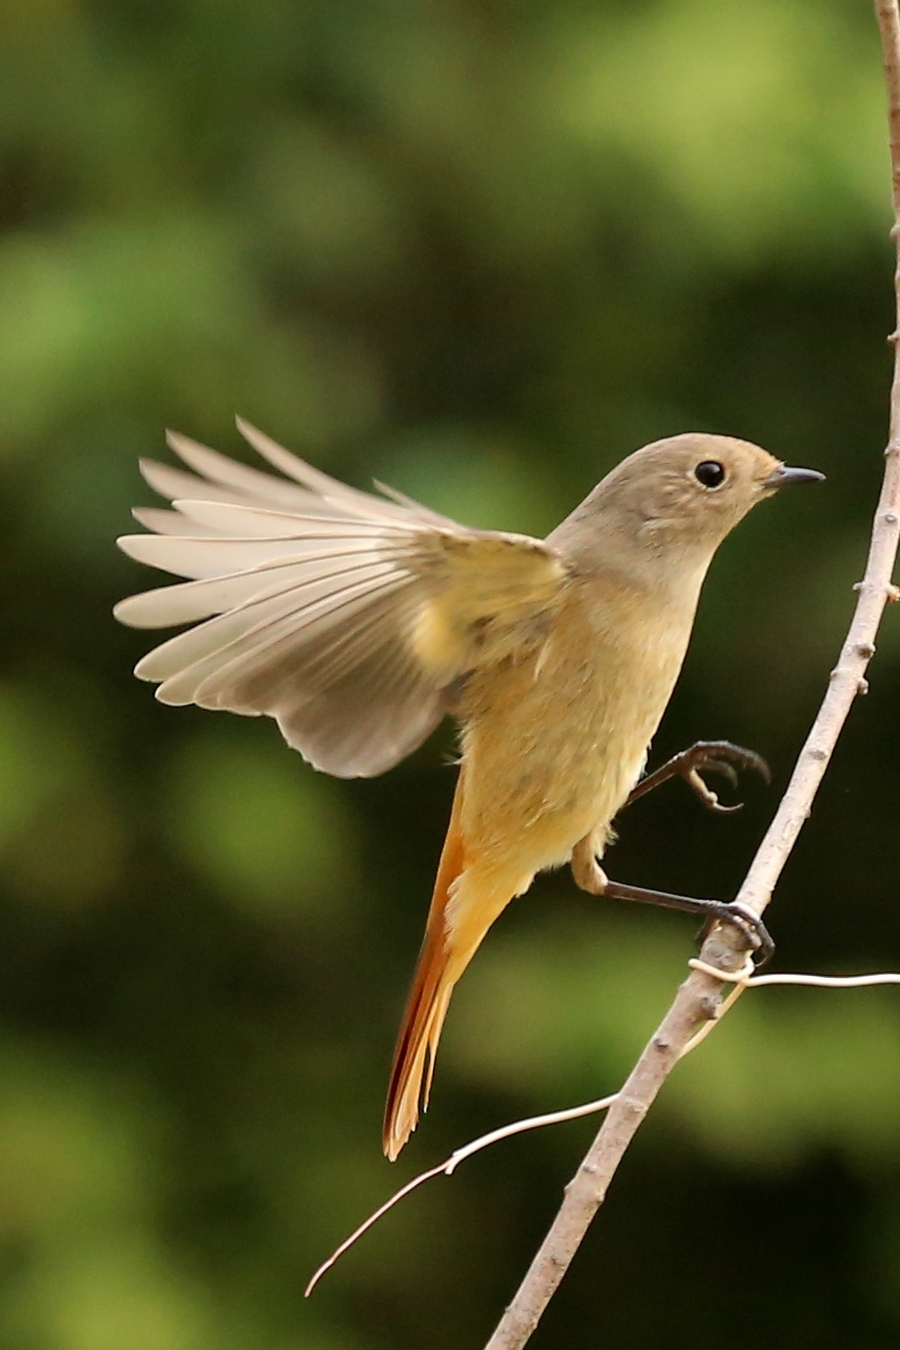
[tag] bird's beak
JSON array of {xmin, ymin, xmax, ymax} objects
[{"xmin": 765, "ymin": 464, "xmax": 826, "ymax": 488}]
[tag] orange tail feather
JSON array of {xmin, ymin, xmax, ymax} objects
[
  {"xmin": 383, "ymin": 773, "xmax": 529, "ymax": 1159},
  {"xmin": 383, "ymin": 778, "xmax": 468, "ymax": 1161}
]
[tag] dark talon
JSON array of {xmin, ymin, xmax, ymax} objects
[
  {"xmin": 626, "ymin": 740, "xmax": 771, "ymax": 814},
  {"xmin": 599, "ymin": 879, "xmax": 775, "ymax": 967},
  {"xmin": 704, "ymin": 900, "xmax": 775, "ymax": 966},
  {"xmin": 707, "ymin": 760, "xmax": 739, "ymax": 789}
]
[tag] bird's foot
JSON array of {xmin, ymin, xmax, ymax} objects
[
  {"xmin": 598, "ymin": 878, "xmax": 774, "ymax": 966},
  {"xmin": 696, "ymin": 899, "xmax": 775, "ymax": 965},
  {"xmin": 627, "ymin": 740, "xmax": 770, "ymax": 814}
]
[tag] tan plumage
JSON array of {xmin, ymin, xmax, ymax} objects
[
  {"xmin": 115, "ymin": 420, "xmax": 818, "ymax": 1159},
  {"xmin": 116, "ymin": 419, "xmax": 564, "ymax": 779}
]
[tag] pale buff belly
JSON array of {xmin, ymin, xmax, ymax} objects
[{"xmin": 455, "ymin": 602, "xmax": 689, "ymax": 883}]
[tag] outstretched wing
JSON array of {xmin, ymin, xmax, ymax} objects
[{"xmin": 115, "ymin": 420, "xmax": 567, "ymax": 778}]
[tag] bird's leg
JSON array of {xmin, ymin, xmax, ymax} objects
[
  {"xmin": 570, "ymin": 837, "xmax": 773, "ymax": 965},
  {"xmin": 625, "ymin": 740, "xmax": 770, "ymax": 814},
  {"xmin": 570, "ymin": 837, "xmax": 608, "ymax": 895}
]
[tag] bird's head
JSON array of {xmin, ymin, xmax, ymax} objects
[{"xmin": 555, "ymin": 432, "xmax": 824, "ymax": 582}]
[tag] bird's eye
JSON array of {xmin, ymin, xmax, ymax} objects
[{"xmin": 694, "ymin": 460, "xmax": 726, "ymax": 488}]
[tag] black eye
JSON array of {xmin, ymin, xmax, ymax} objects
[{"xmin": 694, "ymin": 460, "xmax": 726, "ymax": 488}]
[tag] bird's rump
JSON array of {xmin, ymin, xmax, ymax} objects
[{"xmin": 115, "ymin": 421, "xmax": 568, "ymax": 777}]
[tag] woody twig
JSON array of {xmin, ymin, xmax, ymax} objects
[{"xmin": 482, "ymin": 5, "xmax": 900, "ymax": 1346}]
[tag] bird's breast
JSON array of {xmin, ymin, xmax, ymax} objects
[{"xmin": 455, "ymin": 579, "xmax": 697, "ymax": 870}]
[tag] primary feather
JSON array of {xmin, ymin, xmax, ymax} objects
[{"xmin": 115, "ymin": 421, "xmax": 567, "ymax": 778}]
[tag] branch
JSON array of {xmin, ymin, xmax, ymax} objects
[
  {"xmin": 482, "ymin": 5, "xmax": 900, "ymax": 1345},
  {"xmin": 306, "ymin": 965, "xmax": 900, "ymax": 1297},
  {"xmin": 305, "ymin": 1092, "xmax": 622, "ymax": 1297}
]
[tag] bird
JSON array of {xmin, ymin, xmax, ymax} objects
[{"xmin": 114, "ymin": 420, "xmax": 823, "ymax": 1159}]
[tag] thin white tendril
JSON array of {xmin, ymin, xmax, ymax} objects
[
  {"xmin": 307, "ymin": 958, "xmax": 900, "ymax": 1296},
  {"xmin": 688, "ymin": 957, "xmax": 900, "ymax": 989},
  {"xmin": 305, "ymin": 1091, "xmax": 621, "ymax": 1296}
]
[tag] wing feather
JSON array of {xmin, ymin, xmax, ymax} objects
[
  {"xmin": 139, "ymin": 458, "xmax": 258, "ymax": 509},
  {"xmin": 138, "ymin": 561, "xmax": 402, "ymax": 692},
  {"xmin": 169, "ymin": 500, "xmax": 413, "ymax": 540},
  {"xmin": 165, "ymin": 432, "xmax": 321, "ymax": 512},
  {"xmin": 131, "ymin": 507, "xmax": 219, "ymax": 538},
  {"xmin": 236, "ymin": 418, "xmax": 460, "ymax": 529},
  {"xmin": 174, "ymin": 569, "xmax": 407, "ymax": 708},
  {"xmin": 116, "ymin": 422, "xmax": 568, "ymax": 776},
  {"xmin": 114, "ymin": 546, "xmax": 397, "ymax": 629}
]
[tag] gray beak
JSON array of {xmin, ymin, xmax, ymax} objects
[{"xmin": 765, "ymin": 464, "xmax": 826, "ymax": 488}]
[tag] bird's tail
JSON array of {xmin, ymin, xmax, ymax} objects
[{"xmin": 382, "ymin": 776, "xmax": 518, "ymax": 1160}]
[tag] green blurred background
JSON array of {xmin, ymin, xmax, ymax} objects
[{"xmin": 0, "ymin": 0, "xmax": 898, "ymax": 1346}]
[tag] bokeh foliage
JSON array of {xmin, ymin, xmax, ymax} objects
[{"xmin": 0, "ymin": 0, "xmax": 899, "ymax": 1345}]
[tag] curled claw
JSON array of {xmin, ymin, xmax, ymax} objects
[
  {"xmin": 711, "ymin": 743, "xmax": 770, "ymax": 784},
  {"xmin": 685, "ymin": 745, "xmax": 771, "ymax": 804},
  {"xmin": 685, "ymin": 745, "xmax": 768, "ymax": 813},
  {"xmin": 706, "ymin": 759, "xmax": 740, "ymax": 789},
  {"xmin": 707, "ymin": 900, "xmax": 775, "ymax": 966},
  {"xmin": 626, "ymin": 740, "xmax": 770, "ymax": 813},
  {"xmin": 685, "ymin": 766, "xmax": 743, "ymax": 814}
]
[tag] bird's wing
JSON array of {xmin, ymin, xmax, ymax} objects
[{"xmin": 115, "ymin": 421, "xmax": 568, "ymax": 778}]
